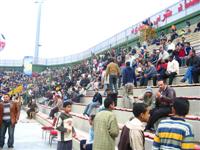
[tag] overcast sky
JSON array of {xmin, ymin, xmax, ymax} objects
[{"xmin": 0, "ymin": 0, "xmax": 180, "ymax": 60}]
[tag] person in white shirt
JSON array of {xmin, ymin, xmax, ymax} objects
[
  {"xmin": 158, "ymin": 46, "xmax": 169, "ymax": 61},
  {"xmin": 166, "ymin": 56, "xmax": 179, "ymax": 85},
  {"xmin": 167, "ymin": 39, "xmax": 175, "ymax": 55},
  {"xmin": 101, "ymin": 66, "xmax": 109, "ymax": 95}
]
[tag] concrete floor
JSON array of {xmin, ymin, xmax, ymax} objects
[{"xmin": 2, "ymin": 110, "xmax": 56, "ymax": 150}]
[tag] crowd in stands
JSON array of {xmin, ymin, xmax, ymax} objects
[{"xmin": 0, "ymin": 20, "xmax": 200, "ymax": 150}]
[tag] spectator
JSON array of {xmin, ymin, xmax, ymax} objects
[
  {"xmin": 152, "ymin": 98, "xmax": 195, "ymax": 150},
  {"xmin": 160, "ymin": 31, "xmax": 167, "ymax": 41},
  {"xmin": 0, "ymin": 94, "xmax": 20, "ymax": 149},
  {"xmin": 80, "ymin": 74, "xmax": 90, "ymax": 89},
  {"xmin": 107, "ymin": 92, "xmax": 118, "ymax": 107},
  {"xmin": 118, "ymin": 62, "xmax": 126, "ymax": 88},
  {"xmin": 155, "ymin": 59, "xmax": 168, "ymax": 81},
  {"xmin": 158, "ymin": 46, "xmax": 169, "ymax": 62},
  {"xmin": 56, "ymin": 101, "xmax": 76, "ymax": 150},
  {"xmin": 165, "ymin": 56, "xmax": 179, "ymax": 85},
  {"xmin": 191, "ymin": 51, "xmax": 200, "ymax": 83},
  {"xmin": 185, "ymin": 20, "xmax": 191, "ymax": 34},
  {"xmin": 71, "ymin": 87, "xmax": 80, "ymax": 103},
  {"xmin": 170, "ymin": 30, "xmax": 178, "ymax": 41},
  {"xmin": 171, "ymin": 25, "xmax": 176, "ymax": 32},
  {"xmin": 118, "ymin": 103, "xmax": 150, "ymax": 150},
  {"xmin": 140, "ymin": 61, "xmax": 157, "ymax": 86},
  {"xmin": 181, "ymin": 50, "xmax": 200, "ymax": 84},
  {"xmin": 178, "ymin": 44, "xmax": 186, "ymax": 66},
  {"xmin": 83, "ymin": 88, "xmax": 102, "ymax": 116},
  {"xmin": 185, "ymin": 42, "xmax": 192, "ymax": 56},
  {"xmin": 93, "ymin": 98, "xmax": 119, "ymax": 150},
  {"xmin": 49, "ymin": 94, "xmax": 63, "ymax": 119},
  {"xmin": 106, "ymin": 58, "xmax": 120, "ymax": 93},
  {"xmin": 145, "ymin": 79, "xmax": 176, "ymax": 131},
  {"xmin": 150, "ymin": 49, "xmax": 159, "ymax": 65},
  {"xmin": 167, "ymin": 39, "xmax": 175, "ymax": 55},
  {"xmin": 177, "ymin": 29, "xmax": 186, "ymax": 37},
  {"xmin": 135, "ymin": 62, "xmax": 144, "ymax": 78},
  {"xmin": 194, "ymin": 21, "xmax": 200, "ymax": 32},
  {"xmin": 142, "ymin": 18, "xmax": 153, "ymax": 27},
  {"xmin": 122, "ymin": 83, "xmax": 135, "ymax": 108},
  {"xmin": 80, "ymin": 115, "xmax": 95, "ymax": 150},
  {"xmin": 122, "ymin": 62, "xmax": 137, "ymax": 86},
  {"xmin": 101, "ymin": 65, "xmax": 109, "ymax": 93},
  {"xmin": 78, "ymin": 86, "xmax": 86, "ymax": 99},
  {"xmin": 139, "ymin": 86, "xmax": 156, "ymax": 109},
  {"xmin": 26, "ymin": 99, "xmax": 38, "ymax": 119}
]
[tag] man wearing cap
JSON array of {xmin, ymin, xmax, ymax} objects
[
  {"xmin": 139, "ymin": 86, "xmax": 156, "ymax": 109},
  {"xmin": 0, "ymin": 94, "xmax": 20, "ymax": 150}
]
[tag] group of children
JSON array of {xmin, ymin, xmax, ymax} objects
[{"xmin": 55, "ymin": 97, "xmax": 195, "ymax": 150}]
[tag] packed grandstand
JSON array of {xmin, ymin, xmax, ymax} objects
[{"xmin": 0, "ymin": 0, "xmax": 200, "ymax": 150}]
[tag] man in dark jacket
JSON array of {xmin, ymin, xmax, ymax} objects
[
  {"xmin": 122, "ymin": 62, "xmax": 136, "ymax": 86},
  {"xmin": 145, "ymin": 79, "xmax": 176, "ymax": 131},
  {"xmin": 83, "ymin": 88, "xmax": 102, "ymax": 116},
  {"xmin": 181, "ymin": 50, "xmax": 200, "ymax": 84},
  {"xmin": 190, "ymin": 50, "xmax": 200, "ymax": 83}
]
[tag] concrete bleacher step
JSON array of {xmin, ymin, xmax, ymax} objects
[
  {"xmin": 80, "ymin": 96, "xmax": 200, "ymax": 116},
  {"xmin": 86, "ymin": 84, "xmax": 200, "ymax": 97},
  {"xmin": 70, "ymin": 103, "xmax": 200, "ymax": 142},
  {"xmin": 145, "ymin": 74, "xmax": 185, "ymax": 86}
]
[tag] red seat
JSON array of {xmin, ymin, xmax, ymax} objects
[
  {"xmin": 50, "ymin": 130, "xmax": 57, "ymax": 136},
  {"xmin": 41, "ymin": 117, "xmax": 57, "ymax": 140}
]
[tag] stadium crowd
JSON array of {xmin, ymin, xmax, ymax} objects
[{"xmin": 0, "ymin": 21, "xmax": 200, "ymax": 150}]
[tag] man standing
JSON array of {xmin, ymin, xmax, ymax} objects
[
  {"xmin": 106, "ymin": 58, "xmax": 120, "ymax": 93},
  {"xmin": 122, "ymin": 61, "xmax": 136, "ymax": 86},
  {"xmin": 93, "ymin": 97, "xmax": 119, "ymax": 150},
  {"xmin": 0, "ymin": 94, "xmax": 20, "ymax": 150}
]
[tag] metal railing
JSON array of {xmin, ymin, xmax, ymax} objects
[{"xmin": 0, "ymin": 0, "xmax": 199, "ymax": 66}]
